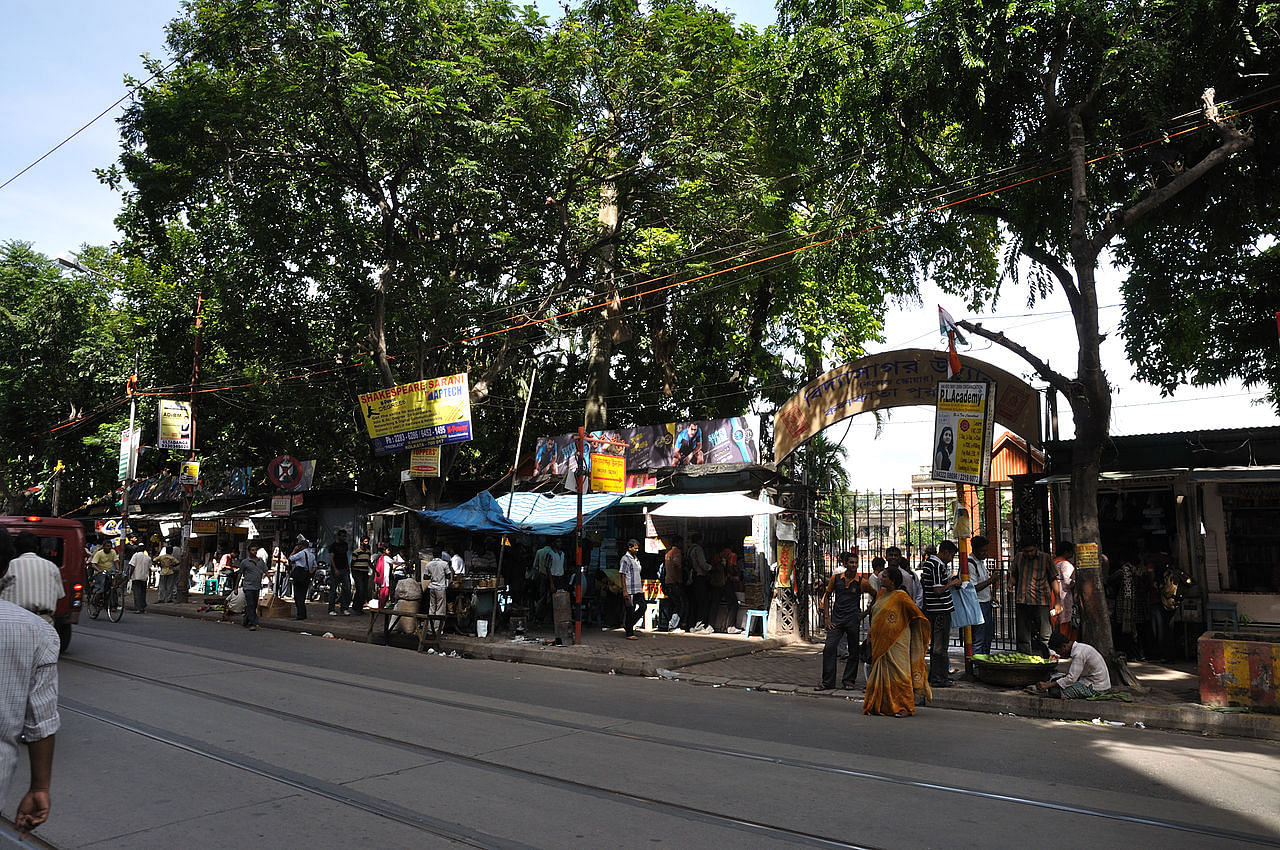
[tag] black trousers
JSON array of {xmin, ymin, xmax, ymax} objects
[
  {"xmin": 661, "ymin": 584, "xmax": 687, "ymax": 629},
  {"xmin": 928, "ymin": 611, "xmax": 952, "ymax": 684},
  {"xmin": 691, "ymin": 575, "xmax": 712, "ymax": 627},
  {"xmin": 292, "ymin": 573, "xmax": 310, "ymax": 619},
  {"xmin": 131, "ymin": 579, "xmax": 148, "ymax": 612},
  {"xmin": 328, "ymin": 568, "xmax": 351, "ymax": 613},
  {"xmin": 624, "ymin": 592, "xmax": 645, "ymax": 636},
  {"xmin": 822, "ymin": 620, "xmax": 861, "ymax": 687},
  {"xmin": 351, "ymin": 570, "xmax": 371, "ymax": 611},
  {"xmin": 244, "ymin": 588, "xmax": 260, "ymax": 628}
]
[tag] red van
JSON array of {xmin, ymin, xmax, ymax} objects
[{"xmin": 0, "ymin": 515, "xmax": 87, "ymax": 653}]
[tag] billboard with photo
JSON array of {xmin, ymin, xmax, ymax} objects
[{"xmin": 528, "ymin": 415, "xmax": 758, "ymax": 479}]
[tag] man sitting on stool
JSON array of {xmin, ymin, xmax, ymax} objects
[{"xmin": 1031, "ymin": 632, "xmax": 1112, "ymax": 699}]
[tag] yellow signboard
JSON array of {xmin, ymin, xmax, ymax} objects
[
  {"xmin": 932, "ymin": 381, "xmax": 996, "ymax": 486},
  {"xmin": 358, "ymin": 373, "xmax": 472, "ymax": 456},
  {"xmin": 158, "ymin": 399, "xmax": 194, "ymax": 450},
  {"xmin": 589, "ymin": 453, "xmax": 625, "ymax": 493},
  {"xmin": 179, "ymin": 460, "xmax": 200, "ymax": 487},
  {"xmin": 1075, "ymin": 542, "xmax": 1099, "ymax": 572},
  {"xmin": 409, "ymin": 447, "xmax": 442, "ymax": 478}
]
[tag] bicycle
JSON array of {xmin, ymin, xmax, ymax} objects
[{"xmin": 88, "ymin": 569, "xmax": 126, "ymax": 623}]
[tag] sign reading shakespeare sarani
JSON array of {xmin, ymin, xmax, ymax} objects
[
  {"xmin": 358, "ymin": 374, "xmax": 473, "ymax": 456},
  {"xmin": 773, "ymin": 349, "xmax": 1040, "ymax": 463}
]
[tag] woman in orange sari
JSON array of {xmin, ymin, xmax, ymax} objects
[{"xmin": 864, "ymin": 565, "xmax": 932, "ymax": 717}]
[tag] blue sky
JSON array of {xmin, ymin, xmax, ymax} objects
[{"xmin": 1, "ymin": 0, "xmax": 1274, "ymax": 488}]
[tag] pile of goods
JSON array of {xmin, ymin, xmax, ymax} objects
[{"xmin": 970, "ymin": 652, "xmax": 1059, "ymax": 687}]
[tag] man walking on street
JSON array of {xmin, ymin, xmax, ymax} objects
[
  {"xmin": 129, "ymin": 544, "xmax": 153, "ymax": 613},
  {"xmin": 328, "ymin": 529, "xmax": 352, "ymax": 616},
  {"xmin": 619, "ymin": 539, "xmax": 645, "ymax": 640},
  {"xmin": 921, "ymin": 540, "xmax": 962, "ymax": 687},
  {"xmin": 1010, "ymin": 539, "xmax": 1062, "ymax": 658},
  {"xmin": 239, "ymin": 548, "xmax": 267, "ymax": 630},
  {"xmin": 350, "ymin": 536, "xmax": 372, "ymax": 612},
  {"xmin": 289, "ymin": 538, "xmax": 317, "ymax": 620},
  {"xmin": 0, "ymin": 530, "xmax": 59, "ymax": 840}
]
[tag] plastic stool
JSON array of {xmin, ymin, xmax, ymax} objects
[
  {"xmin": 743, "ymin": 609, "xmax": 768, "ymax": 638},
  {"xmin": 1206, "ymin": 601, "xmax": 1240, "ymax": 632}
]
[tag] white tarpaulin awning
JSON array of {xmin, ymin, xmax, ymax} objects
[{"xmin": 648, "ymin": 493, "xmax": 783, "ymax": 518}]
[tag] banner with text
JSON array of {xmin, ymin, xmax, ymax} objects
[
  {"xmin": 157, "ymin": 399, "xmax": 194, "ymax": 450},
  {"xmin": 931, "ymin": 381, "xmax": 997, "ymax": 486},
  {"xmin": 358, "ymin": 373, "xmax": 472, "ymax": 456}
]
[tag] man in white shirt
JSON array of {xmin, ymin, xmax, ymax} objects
[
  {"xmin": 0, "ymin": 534, "xmax": 64, "ymax": 623},
  {"xmin": 129, "ymin": 545, "xmax": 153, "ymax": 613},
  {"xmin": 1033, "ymin": 632, "xmax": 1112, "ymax": 698}
]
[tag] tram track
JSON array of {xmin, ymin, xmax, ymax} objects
[{"xmin": 65, "ymin": 629, "xmax": 1280, "ymax": 848}]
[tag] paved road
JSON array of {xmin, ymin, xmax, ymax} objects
[{"xmin": 8, "ymin": 614, "xmax": 1279, "ymax": 849}]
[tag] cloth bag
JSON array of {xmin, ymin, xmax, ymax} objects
[{"xmin": 950, "ymin": 583, "xmax": 985, "ymax": 628}]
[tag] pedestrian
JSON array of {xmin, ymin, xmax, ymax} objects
[
  {"xmin": 328, "ymin": 529, "xmax": 352, "ymax": 616},
  {"xmin": 969, "ymin": 536, "xmax": 999, "ymax": 656},
  {"xmin": 288, "ymin": 539, "xmax": 317, "ymax": 620},
  {"xmin": 1053, "ymin": 540, "xmax": 1077, "ymax": 641},
  {"xmin": 864, "ymin": 565, "xmax": 931, "ymax": 717},
  {"xmin": 885, "ymin": 546, "xmax": 923, "ymax": 609},
  {"xmin": 920, "ymin": 540, "xmax": 961, "ymax": 687},
  {"xmin": 0, "ymin": 528, "xmax": 59, "ymax": 839},
  {"xmin": 350, "ymin": 536, "xmax": 372, "ymax": 611},
  {"xmin": 816, "ymin": 552, "xmax": 865, "ymax": 691},
  {"xmin": 686, "ymin": 532, "xmax": 713, "ymax": 633},
  {"xmin": 153, "ymin": 548, "xmax": 180, "ymax": 603},
  {"xmin": 619, "ymin": 539, "xmax": 644, "ymax": 640},
  {"xmin": 660, "ymin": 536, "xmax": 686, "ymax": 632},
  {"xmin": 239, "ymin": 548, "xmax": 267, "ymax": 630},
  {"xmin": 129, "ymin": 544, "xmax": 153, "ymax": 613},
  {"xmin": 1010, "ymin": 539, "xmax": 1062, "ymax": 657},
  {"xmin": 0, "ymin": 532, "xmax": 64, "ymax": 623},
  {"xmin": 708, "ymin": 548, "xmax": 741, "ymax": 633},
  {"xmin": 422, "ymin": 550, "xmax": 449, "ymax": 637}
]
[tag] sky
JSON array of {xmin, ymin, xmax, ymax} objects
[{"xmin": 1, "ymin": 0, "xmax": 1275, "ymax": 490}]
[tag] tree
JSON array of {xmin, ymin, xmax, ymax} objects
[
  {"xmin": 0, "ymin": 243, "xmax": 133, "ymax": 514},
  {"xmin": 780, "ymin": 1, "xmax": 1278, "ymax": 680}
]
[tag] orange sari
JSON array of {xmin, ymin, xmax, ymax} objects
[{"xmin": 863, "ymin": 588, "xmax": 932, "ymax": 716}]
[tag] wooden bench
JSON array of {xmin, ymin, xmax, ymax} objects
[{"xmin": 365, "ymin": 606, "xmax": 448, "ymax": 652}]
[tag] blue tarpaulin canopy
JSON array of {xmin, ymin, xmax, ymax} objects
[
  {"xmin": 496, "ymin": 491, "xmax": 622, "ymax": 537},
  {"xmin": 418, "ymin": 490, "xmax": 623, "ymax": 537},
  {"xmin": 418, "ymin": 491, "xmax": 520, "ymax": 535}
]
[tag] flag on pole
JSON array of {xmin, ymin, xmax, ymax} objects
[{"xmin": 939, "ymin": 306, "xmax": 965, "ymax": 378}]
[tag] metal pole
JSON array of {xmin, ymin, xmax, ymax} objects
[
  {"xmin": 495, "ymin": 363, "xmax": 538, "ymax": 635},
  {"xmin": 574, "ymin": 427, "xmax": 585, "ymax": 645},
  {"xmin": 121, "ymin": 344, "xmax": 140, "ymax": 547},
  {"xmin": 177, "ymin": 292, "xmax": 204, "ymax": 604}
]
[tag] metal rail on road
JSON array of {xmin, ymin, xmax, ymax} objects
[
  {"xmin": 66, "ymin": 630, "xmax": 1280, "ymax": 849},
  {"xmin": 0, "ymin": 818, "xmax": 58, "ymax": 849}
]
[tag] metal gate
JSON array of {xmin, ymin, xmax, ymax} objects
[{"xmin": 809, "ymin": 485, "xmax": 1019, "ymax": 651}]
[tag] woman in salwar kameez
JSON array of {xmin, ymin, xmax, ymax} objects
[{"xmin": 864, "ymin": 566, "xmax": 932, "ymax": 717}]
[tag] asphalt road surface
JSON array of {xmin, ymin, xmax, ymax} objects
[{"xmin": 6, "ymin": 614, "xmax": 1279, "ymax": 849}]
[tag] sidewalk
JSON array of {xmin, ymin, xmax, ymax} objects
[{"xmin": 134, "ymin": 592, "xmax": 1280, "ymax": 742}]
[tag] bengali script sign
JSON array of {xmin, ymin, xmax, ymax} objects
[
  {"xmin": 773, "ymin": 349, "xmax": 1040, "ymax": 462},
  {"xmin": 589, "ymin": 453, "xmax": 626, "ymax": 493},
  {"xmin": 358, "ymin": 373, "xmax": 472, "ymax": 456}
]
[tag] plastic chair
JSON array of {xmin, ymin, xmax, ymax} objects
[{"xmin": 743, "ymin": 609, "xmax": 768, "ymax": 638}]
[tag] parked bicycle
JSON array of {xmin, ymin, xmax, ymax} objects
[{"xmin": 87, "ymin": 569, "xmax": 126, "ymax": 623}]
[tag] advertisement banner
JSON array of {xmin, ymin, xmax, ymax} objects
[
  {"xmin": 528, "ymin": 415, "xmax": 758, "ymax": 479},
  {"xmin": 270, "ymin": 495, "xmax": 292, "ymax": 517},
  {"xmin": 358, "ymin": 373, "xmax": 472, "ymax": 456},
  {"xmin": 409, "ymin": 447, "xmax": 441, "ymax": 478},
  {"xmin": 589, "ymin": 453, "xmax": 626, "ymax": 493},
  {"xmin": 179, "ymin": 460, "xmax": 200, "ymax": 487},
  {"xmin": 118, "ymin": 428, "xmax": 140, "ymax": 482},
  {"xmin": 157, "ymin": 399, "xmax": 194, "ymax": 450},
  {"xmin": 931, "ymin": 381, "xmax": 997, "ymax": 486}
]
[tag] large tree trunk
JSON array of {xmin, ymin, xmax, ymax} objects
[{"xmin": 584, "ymin": 166, "xmax": 627, "ymax": 431}]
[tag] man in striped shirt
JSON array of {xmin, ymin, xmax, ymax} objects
[
  {"xmin": 0, "ymin": 531, "xmax": 60, "ymax": 838},
  {"xmin": 0, "ymin": 533, "xmax": 64, "ymax": 623},
  {"xmin": 1011, "ymin": 540, "xmax": 1062, "ymax": 658},
  {"xmin": 921, "ymin": 540, "xmax": 962, "ymax": 687}
]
